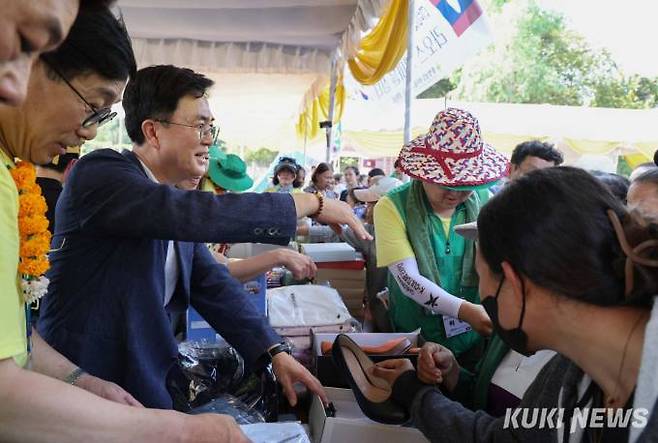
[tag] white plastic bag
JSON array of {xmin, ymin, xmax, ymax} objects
[{"xmin": 267, "ymin": 285, "xmax": 351, "ymax": 328}]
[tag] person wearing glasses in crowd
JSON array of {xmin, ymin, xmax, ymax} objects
[
  {"xmin": 38, "ymin": 64, "xmax": 370, "ymax": 416},
  {"xmin": 0, "ymin": 3, "xmax": 261, "ymax": 442}
]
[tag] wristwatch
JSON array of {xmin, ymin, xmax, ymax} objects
[
  {"xmin": 267, "ymin": 342, "xmax": 292, "ymax": 360},
  {"xmin": 255, "ymin": 342, "xmax": 292, "ymax": 373}
]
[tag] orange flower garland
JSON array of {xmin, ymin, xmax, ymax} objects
[{"xmin": 9, "ymin": 161, "xmax": 51, "ymax": 302}]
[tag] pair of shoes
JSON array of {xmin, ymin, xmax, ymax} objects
[
  {"xmin": 321, "ymin": 337, "xmax": 413, "ymax": 356},
  {"xmin": 331, "ymin": 334, "xmax": 409, "ymax": 424}
]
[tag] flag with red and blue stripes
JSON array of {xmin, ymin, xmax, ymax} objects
[{"xmin": 430, "ymin": 0, "xmax": 483, "ymax": 37}]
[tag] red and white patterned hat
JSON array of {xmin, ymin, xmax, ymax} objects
[{"xmin": 398, "ymin": 108, "xmax": 509, "ymax": 188}]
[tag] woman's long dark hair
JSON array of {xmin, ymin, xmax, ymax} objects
[
  {"xmin": 478, "ymin": 167, "xmax": 658, "ymax": 307},
  {"xmin": 311, "ymin": 163, "xmax": 333, "ymax": 185}
]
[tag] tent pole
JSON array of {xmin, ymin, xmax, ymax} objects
[
  {"xmin": 326, "ymin": 53, "xmax": 338, "ymax": 163},
  {"xmin": 303, "ymin": 130, "xmax": 308, "ymax": 167},
  {"xmin": 403, "ymin": 0, "xmax": 415, "ymax": 144}
]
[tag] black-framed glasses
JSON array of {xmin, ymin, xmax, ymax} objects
[
  {"xmin": 155, "ymin": 120, "xmax": 219, "ymax": 142},
  {"xmin": 44, "ymin": 60, "xmax": 116, "ymax": 128}
]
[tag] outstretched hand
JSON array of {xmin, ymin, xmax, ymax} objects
[
  {"xmin": 316, "ymin": 198, "xmax": 373, "ymax": 241},
  {"xmin": 272, "ymin": 352, "xmax": 328, "ymax": 406}
]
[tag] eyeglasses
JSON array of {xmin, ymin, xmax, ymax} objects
[
  {"xmin": 43, "ymin": 59, "xmax": 117, "ymax": 128},
  {"xmin": 155, "ymin": 120, "xmax": 219, "ymax": 142}
]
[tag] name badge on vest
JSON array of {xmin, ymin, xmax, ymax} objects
[{"xmin": 442, "ymin": 315, "xmax": 472, "ymax": 338}]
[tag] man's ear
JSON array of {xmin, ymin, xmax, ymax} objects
[
  {"xmin": 501, "ymin": 260, "xmax": 525, "ymax": 302},
  {"xmin": 142, "ymin": 120, "xmax": 160, "ymax": 149}
]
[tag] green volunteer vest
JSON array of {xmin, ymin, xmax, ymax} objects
[{"xmin": 385, "ymin": 182, "xmax": 488, "ymax": 356}]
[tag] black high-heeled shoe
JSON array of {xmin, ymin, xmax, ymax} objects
[{"xmin": 331, "ymin": 334, "xmax": 409, "ymax": 424}]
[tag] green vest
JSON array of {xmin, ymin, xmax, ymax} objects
[{"xmin": 386, "ymin": 182, "xmax": 487, "ymax": 356}]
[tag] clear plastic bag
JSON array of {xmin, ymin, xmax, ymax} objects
[
  {"xmin": 178, "ymin": 338, "xmax": 245, "ymax": 407},
  {"xmin": 240, "ymin": 422, "xmax": 310, "ymax": 443},
  {"xmin": 172, "ymin": 338, "xmax": 279, "ymax": 421},
  {"xmin": 189, "ymin": 393, "xmax": 265, "ymax": 425}
]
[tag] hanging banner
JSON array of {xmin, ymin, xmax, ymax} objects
[{"xmin": 346, "ymin": 0, "xmax": 493, "ymax": 103}]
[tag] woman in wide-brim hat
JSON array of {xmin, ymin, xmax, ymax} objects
[{"xmin": 374, "ymin": 107, "xmax": 509, "ymax": 368}]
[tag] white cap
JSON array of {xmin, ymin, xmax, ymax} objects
[{"xmin": 353, "ymin": 176, "xmax": 403, "ymax": 202}]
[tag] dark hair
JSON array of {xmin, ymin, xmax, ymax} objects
[
  {"xmin": 590, "ymin": 170, "xmax": 630, "ymax": 204},
  {"xmin": 293, "ymin": 166, "xmax": 306, "ymax": 188},
  {"xmin": 478, "ymin": 166, "xmax": 658, "ymax": 307},
  {"xmin": 349, "ymin": 187, "xmax": 367, "ymax": 204},
  {"xmin": 40, "ymin": 6, "xmax": 135, "ymax": 82},
  {"xmin": 344, "ymin": 166, "xmax": 360, "ymax": 176},
  {"xmin": 654, "ymin": 149, "xmax": 658, "ymax": 166},
  {"xmin": 123, "ymin": 65, "xmax": 214, "ymax": 145},
  {"xmin": 272, "ymin": 159, "xmax": 298, "ymax": 186},
  {"xmin": 634, "ymin": 168, "xmax": 658, "ymax": 188},
  {"xmin": 510, "ymin": 141, "xmax": 563, "ymax": 167},
  {"xmin": 368, "ymin": 168, "xmax": 385, "ymax": 178},
  {"xmin": 312, "ymin": 163, "xmax": 333, "ymax": 184}
]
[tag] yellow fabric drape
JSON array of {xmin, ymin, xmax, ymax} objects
[
  {"xmin": 622, "ymin": 152, "xmax": 651, "ymax": 169},
  {"xmin": 296, "ymin": 80, "xmax": 344, "ymax": 140},
  {"xmin": 348, "ymin": 0, "xmax": 409, "ymax": 85},
  {"xmin": 296, "ymin": 0, "xmax": 406, "ymax": 140}
]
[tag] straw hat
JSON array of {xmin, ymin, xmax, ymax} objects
[{"xmin": 398, "ymin": 108, "xmax": 508, "ymax": 189}]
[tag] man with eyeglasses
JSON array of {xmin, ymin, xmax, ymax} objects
[
  {"xmin": 0, "ymin": 3, "xmax": 264, "ymax": 443},
  {"xmin": 37, "ymin": 62, "xmax": 371, "ymax": 416},
  {"xmin": 0, "ymin": 1, "xmax": 118, "ymax": 107}
]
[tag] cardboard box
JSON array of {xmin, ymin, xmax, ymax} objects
[
  {"xmin": 187, "ymin": 274, "xmax": 267, "ymax": 341},
  {"xmin": 315, "ymin": 268, "xmax": 366, "ymax": 282},
  {"xmin": 302, "ymin": 243, "xmax": 357, "ymax": 262},
  {"xmin": 311, "ymin": 331, "xmax": 423, "ymax": 388},
  {"xmin": 334, "ymin": 288, "xmax": 364, "ymax": 299},
  {"xmin": 322, "ymin": 279, "xmax": 366, "ymax": 291},
  {"xmin": 332, "ymin": 286, "xmax": 365, "ymax": 318},
  {"xmin": 186, "ymin": 307, "xmax": 220, "ymax": 342},
  {"xmin": 227, "ymin": 242, "xmax": 295, "ymax": 259},
  {"xmin": 315, "ymin": 259, "xmax": 365, "ymax": 270},
  {"xmin": 309, "ymin": 388, "xmax": 429, "ymax": 443}
]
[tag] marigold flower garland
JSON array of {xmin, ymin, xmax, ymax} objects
[{"xmin": 9, "ymin": 161, "xmax": 51, "ymax": 304}]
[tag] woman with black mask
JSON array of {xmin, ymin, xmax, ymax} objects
[{"xmin": 366, "ymin": 167, "xmax": 658, "ymax": 442}]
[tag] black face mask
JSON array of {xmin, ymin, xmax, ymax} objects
[{"xmin": 482, "ymin": 276, "xmax": 535, "ymax": 357}]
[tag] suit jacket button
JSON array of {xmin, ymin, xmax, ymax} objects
[
  {"xmin": 268, "ymin": 228, "xmax": 277, "ymax": 236},
  {"xmin": 254, "ymin": 228, "xmax": 263, "ymax": 235}
]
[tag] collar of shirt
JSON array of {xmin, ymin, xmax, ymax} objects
[{"xmin": 138, "ymin": 159, "xmax": 160, "ymax": 183}]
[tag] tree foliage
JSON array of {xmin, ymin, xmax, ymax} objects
[
  {"xmin": 244, "ymin": 147, "xmax": 278, "ymax": 167},
  {"xmin": 423, "ymin": 0, "xmax": 658, "ymax": 109}
]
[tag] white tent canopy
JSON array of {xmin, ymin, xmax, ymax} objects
[
  {"xmin": 120, "ymin": 0, "xmax": 388, "ymax": 74},
  {"xmin": 340, "ymin": 99, "xmax": 658, "ymax": 165}
]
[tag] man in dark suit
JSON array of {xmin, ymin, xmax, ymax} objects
[{"xmin": 38, "ymin": 64, "xmax": 370, "ymax": 409}]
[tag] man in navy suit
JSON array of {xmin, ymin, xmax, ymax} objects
[{"xmin": 38, "ymin": 64, "xmax": 370, "ymax": 409}]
